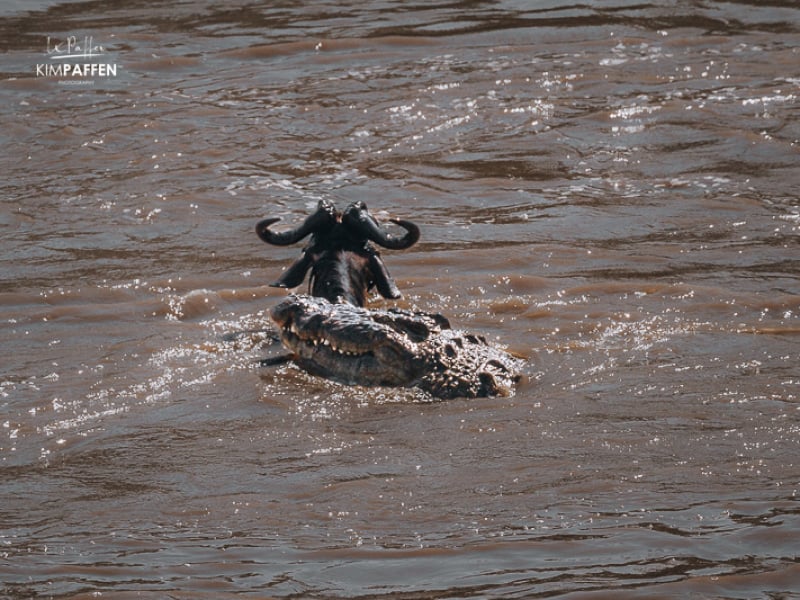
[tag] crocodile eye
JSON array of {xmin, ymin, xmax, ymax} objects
[
  {"xmin": 396, "ymin": 321, "xmax": 431, "ymax": 342},
  {"xmin": 486, "ymin": 359, "xmax": 510, "ymax": 373}
]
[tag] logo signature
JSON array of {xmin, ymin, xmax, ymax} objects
[{"xmin": 47, "ymin": 35, "xmax": 105, "ymax": 60}]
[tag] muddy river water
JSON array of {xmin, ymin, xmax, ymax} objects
[{"xmin": 1, "ymin": 1, "xmax": 799, "ymax": 598}]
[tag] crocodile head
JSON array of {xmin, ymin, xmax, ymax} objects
[{"xmin": 270, "ymin": 295, "xmax": 522, "ymax": 399}]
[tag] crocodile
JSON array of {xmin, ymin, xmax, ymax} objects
[{"xmin": 269, "ymin": 294, "xmax": 523, "ymax": 399}]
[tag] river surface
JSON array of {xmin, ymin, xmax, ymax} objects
[{"xmin": 1, "ymin": 1, "xmax": 799, "ymax": 598}]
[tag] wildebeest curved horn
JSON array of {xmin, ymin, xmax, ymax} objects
[
  {"xmin": 256, "ymin": 200, "xmax": 336, "ymax": 246},
  {"xmin": 342, "ymin": 202, "xmax": 420, "ymax": 250}
]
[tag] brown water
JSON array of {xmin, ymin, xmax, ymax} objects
[{"xmin": 2, "ymin": 1, "xmax": 799, "ymax": 598}]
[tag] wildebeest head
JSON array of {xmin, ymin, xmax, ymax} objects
[{"xmin": 256, "ymin": 200, "xmax": 419, "ymax": 307}]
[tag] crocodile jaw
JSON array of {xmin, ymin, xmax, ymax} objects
[{"xmin": 270, "ymin": 296, "xmax": 421, "ymax": 387}]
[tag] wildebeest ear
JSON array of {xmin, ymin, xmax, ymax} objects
[
  {"xmin": 271, "ymin": 252, "xmax": 313, "ymax": 288},
  {"xmin": 368, "ymin": 253, "xmax": 402, "ymax": 299}
]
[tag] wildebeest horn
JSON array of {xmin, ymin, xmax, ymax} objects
[
  {"xmin": 342, "ymin": 202, "xmax": 420, "ymax": 250},
  {"xmin": 256, "ymin": 199, "xmax": 337, "ymax": 246}
]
